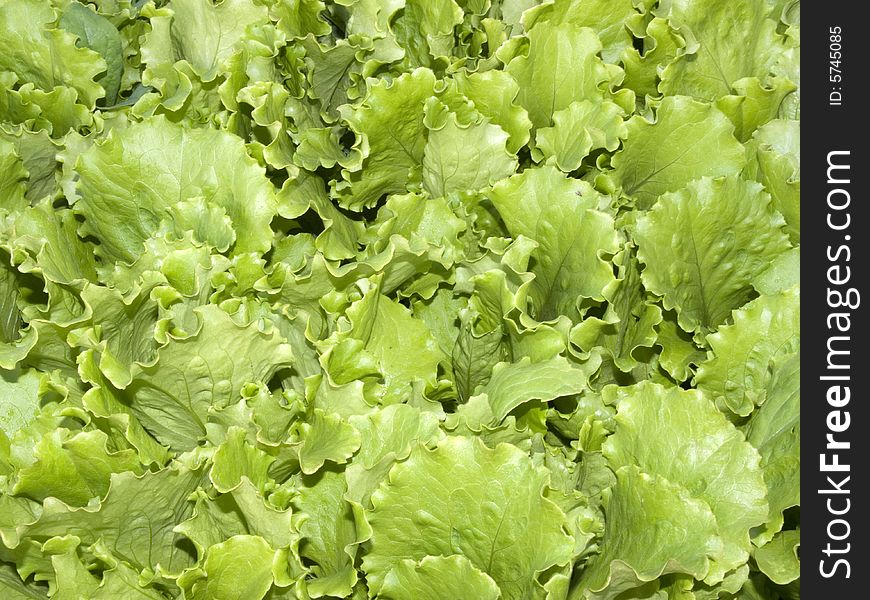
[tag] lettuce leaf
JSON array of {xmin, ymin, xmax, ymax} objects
[{"xmin": 0, "ymin": 1, "xmax": 800, "ymax": 598}]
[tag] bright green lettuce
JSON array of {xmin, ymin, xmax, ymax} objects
[
  {"xmin": 505, "ymin": 21, "xmax": 611, "ymax": 130},
  {"xmin": 488, "ymin": 165, "xmax": 620, "ymax": 322},
  {"xmin": 601, "ymin": 382, "xmax": 768, "ymax": 583},
  {"xmin": 0, "ymin": 1, "xmax": 799, "ymax": 598},
  {"xmin": 695, "ymin": 288, "xmax": 800, "ymax": 417},
  {"xmin": 635, "ymin": 175, "xmax": 791, "ymax": 334},
  {"xmin": 611, "ymin": 96, "xmax": 746, "ymax": 209},
  {"xmin": 75, "ymin": 115, "xmax": 278, "ymax": 263},
  {"xmin": 658, "ymin": 0, "xmax": 785, "ymax": 102},
  {"xmin": 380, "ymin": 554, "xmax": 500, "ymax": 600},
  {"xmin": 363, "ymin": 436, "xmax": 574, "ymax": 598}
]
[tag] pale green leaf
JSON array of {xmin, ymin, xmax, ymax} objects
[
  {"xmin": 535, "ymin": 100, "xmax": 627, "ymax": 172},
  {"xmin": 481, "ymin": 355, "xmax": 597, "ymax": 422},
  {"xmin": 210, "ymin": 426, "xmax": 276, "ymax": 493},
  {"xmin": 695, "ymin": 288, "xmax": 800, "ymax": 417},
  {"xmin": 753, "ymin": 529, "xmax": 799, "ymax": 585},
  {"xmin": 0, "ymin": 0, "xmax": 106, "ymax": 108},
  {"xmin": 523, "ymin": 0, "xmax": 639, "ymax": 64},
  {"xmin": 742, "ymin": 353, "xmax": 799, "ymax": 542},
  {"xmin": 659, "ymin": 0, "xmax": 785, "ymax": 101},
  {"xmin": 14, "ymin": 429, "xmax": 143, "ymax": 506},
  {"xmin": 380, "ymin": 555, "xmax": 500, "ymax": 600},
  {"xmin": 182, "ymin": 535, "xmax": 276, "ymax": 600},
  {"xmin": 23, "ymin": 463, "xmax": 204, "ymax": 574},
  {"xmin": 611, "ymin": 96, "xmax": 745, "ymax": 209},
  {"xmin": 635, "ymin": 175, "xmax": 790, "ymax": 334},
  {"xmin": 506, "ymin": 22, "xmax": 610, "ymax": 129},
  {"xmin": 363, "ymin": 436, "xmax": 574, "ymax": 599},
  {"xmin": 575, "ymin": 466, "xmax": 723, "ymax": 599},
  {"xmin": 337, "ymin": 68, "xmax": 436, "ymax": 210},
  {"xmin": 295, "ymin": 470, "xmax": 359, "ymax": 598},
  {"xmin": 603, "ymin": 381, "xmax": 768, "ymax": 580},
  {"xmin": 489, "ymin": 165, "xmax": 620, "ymax": 321},
  {"xmin": 141, "ymin": 0, "xmax": 270, "ymax": 82},
  {"xmin": 297, "ymin": 409, "xmax": 361, "ymax": 475},
  {"xmin": 422, "ymin": 106, "xmax": 517, "ymax": 198},
  {"xmin": 120, "ymin": 305, "xmax": 293, "ymax": 451},
  {"xmin": 0, "ymin": 368, "xmax": 41, "ymax": 439},
  {"xmin": 59, "ymin": 3, "xmax": 123, "ymax": 104}
]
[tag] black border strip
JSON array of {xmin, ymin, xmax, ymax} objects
[{"xmin": 804, "ymin": 5, "xmax": 867, "ymax": 595}]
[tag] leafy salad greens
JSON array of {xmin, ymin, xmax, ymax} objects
[{"xmin": 0, "ymin": 0, "xmax": 800, "ymax": 598}]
